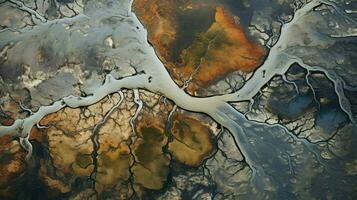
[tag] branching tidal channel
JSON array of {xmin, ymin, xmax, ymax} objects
[{"xmin": 0, "ymin": 0, "xmax": 356, "ymax": 196}]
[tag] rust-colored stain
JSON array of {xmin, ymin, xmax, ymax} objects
[{"xmin": 0, "ymin": 117, "xmax": 14, "ymax": 126}]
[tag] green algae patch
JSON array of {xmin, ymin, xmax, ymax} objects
[
  {"xmin": 96, "ymin": 142, "xmax": 132, "ymax": 189},
  {"xmin": 169, "ymin": 114, "xmax": 214, "ymax": 167},
  {"xmin": 132, "ymin": 126, "xmax": 169, "ymax": 190},
  {"xmin": 75, "ymin": 154, "xmax": 92, "ymax": 169}
]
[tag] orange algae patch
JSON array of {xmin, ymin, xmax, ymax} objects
[
  {"xmin": 177, "ymin": 6, "xmax": 266, "ymax": 90},
  {"xmin": 133, "ymin": 0, "xmax": 177, "ymax": 61},
  {"xmin": 134, "ymin": 1, "xmax": 266, "ymax": 92},
  {"xmin": 0, "ymin": 135, "xmax": 26, "ymax": 197}
]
